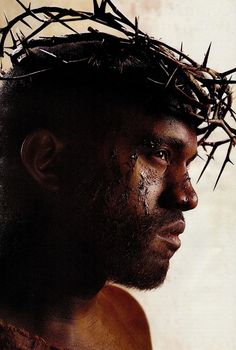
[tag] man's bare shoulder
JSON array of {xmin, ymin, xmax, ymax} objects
[{"xmin": 100, "ymin": 284, "xmax": 152, "ymax": 349}]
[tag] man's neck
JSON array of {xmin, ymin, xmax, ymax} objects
[
  {"xmin": 0, "ymin": 292, "xmax": 98, "ymax": 349},
  {"xmin": 0, "ymin": 284, "xmax": 152, "ymax": 350}
]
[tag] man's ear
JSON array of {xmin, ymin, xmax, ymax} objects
[{"xmin": 20, "ymin": 129, "xmax": 65, "ymax": 192}]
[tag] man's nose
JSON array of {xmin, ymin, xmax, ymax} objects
[{"xmin": 159, "ymin": 175, "xmax": 198, "ymax": 211}]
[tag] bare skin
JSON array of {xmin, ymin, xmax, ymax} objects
[
  {"xmin": 42, "ymin": 284, "xmax": 152, "ymax": 350},
  {"xmin": 0, "ymin": 111, "xmax": 198, "ymax": 349},
  {"xmin": 1, "ymin": 284, "xmax": 151, "ymax": 350}
]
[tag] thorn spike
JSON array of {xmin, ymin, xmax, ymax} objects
[
  {"xmin": 19, "ymin": 29, "xmax": 25, "ymax": 38},
  {"xmin": 197, "ymin": 154, "xmax": 204, "ymax": 161},
  {"xmin": 179, "ymin": 42, "xmax": 183, "ymax": 61},
  {"xmin": 93, "ymin": 0, "xmax": 99, "ymax": 14},
  {"xmin": 220, "ymin": 67, "xmax": 236, "ymax": 77},
  {"xmin": 100, "ymin": 0, "xmax": 108, "ymax": 13},
  {"xmin": 3, "ymin": 12, "xmax": 9, "ymax": 24},
  {"xmin": 3, "ymin": 51, "xmax": 11, "ymax": 57},
  {"xmin": 165, "ymin": 67, "xmax": 178, "ymax": 88},
  {"xmin": 9, "ymin": 29, "xmax": 18, "ymax": 49},
  {"xmin": 45, "ymin": 12, "xmax": 79, "ymax": 35},
  {"xmin": 15, "ymin": 0, "xmax": 28, "ymax": 11},
  {"xmin": 213, "ymin": 163, "xmax": 226, "ymax": 190},
  {"xmin": 39, "ymin": 48, "xmax": 57, "ymax": 58},
  {"xmin": 20, "ymin": 18, "xmax": 32, "ymax": 29},
  {"xmin": 197, "ymin": 145, "xmax": 217, "ymax": 183},
  {"xmin": 213, "ymin": 141, "xmax": 233, "ymax": 189},
  {"xmin": 39, "ymin": 48, "xmax": 68, "ymax": 64},
  {"xmin": 202, "ymin": 42, "xmax": 212, "ymax": 68}
]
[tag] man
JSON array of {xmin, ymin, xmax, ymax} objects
[{"xmin": 0, "ymin": 1, "xmax": 234, "ymax": 349}]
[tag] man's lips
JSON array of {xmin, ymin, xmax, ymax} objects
[{"xmin": 154, "ymin": 220, "xmax": 185, "ymax": 251}]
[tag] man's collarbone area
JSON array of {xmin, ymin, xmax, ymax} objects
[
  {"xmin": 64, "ymin": 285, "xmax": 152, "ymax": 349},
  {"xmin": 94, "ymin": 284, "xmax": 152, "ymax": 350}
]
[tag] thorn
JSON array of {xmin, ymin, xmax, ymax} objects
[
  {"xmin": 100, "ymin": 0, "xmax": 108, "ymax": 13},
  {"xmin": 202, "ymin": 42, "xmax": 212, "ymax": 68},
  {"xmin": 3, "ymin": 11, "xmax": 9, "ymax": 24},
  {"xmin": 43, "ymin": 13, "xmax": 51, "ymax": 20},
  {"xmin": 165, "ymin": 67, "xmax": 178, "ymax": 88},
  {"xmin": 39, "ymin": 48, "xmax": 57, "ymax": 58},
  {"xmin": 197, "ymin": 154, "xmax": 204, "ymax": 161},
  {"xmin": 45, "ymin": 12, "xmax": 79, "ymax": 35},
  {"xmin": 9, "ymin": 29, "xmax": 18, "ymax": 49},
  {"xmin": 197, "ymin": 144, "xmax": 216, "ymax": 183},
  {"xmin": 147, "ymin": 77, "xmax": 164, "ymax": 85},
  {"xmin": 19, "ymin": 29, "xmax": 25, "ymax": 39},
  {"xmin": 213, "ymin": 164, "xmax": 225, "ymax": 190},
  {"xmin": 57, "ymin": 19, "xmax": 79, "ymax": 35},
  {"xmin": 15, "ymin": 0, "xmax": 28, "ymax": 11},
  {"xmin": 93, "ymin": 0, "xmax": 99, "ymax": 14},
  {"xmin": 179, "ymin": 42, "xmax": 183, "ymax": 61},
  {"xmin": 16, "ymin": 29, "xmax": 25, "ymax": 44},
  {"xmin": 213, "ymin": 141, "xmax": 233, "ymax": 190},
  {"xmin": 20, "ymin": 18, "xmax": 32, "ymax": 29},
  {"xmin": 39, "ymin": 48, "xmax": 68, "ymax": 64},
  {"xmin": 15, "ymin": 0, "xmax": 44, "ymax": 23},
  {"xmin": 201, "ymin": 78, "xmax": 236, "ymax": 85},
  {"xmin": 3, "ymin": 51, "xmax": 11, "ymax": 57},
  {"xmin": 0, "ymin": 59, "xmax": 5, "ymax": 75},
  {"xmin": 220, "ymin": 67, "xmax": 236, "ymax": 78}
]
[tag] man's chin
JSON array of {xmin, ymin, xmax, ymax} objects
[{"xmin": 109, "ymin": 258, "xmax": 170, "ymax": 291}]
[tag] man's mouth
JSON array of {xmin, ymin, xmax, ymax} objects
[{"xmin": 153, "ymin": 220, "xmax": 185, "ymax": 252}]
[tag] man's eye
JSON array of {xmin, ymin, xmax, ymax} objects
[
  {"xmin": 153, "ymin": 149, "xmax": 170, "ymax": 163},
  {"xmin": 140, "ymin": 141, "xmax": 170, "ymax": 166},
  {"xmin": 154, "ymin": 150, "xmax": 169, "ymax": 162}
]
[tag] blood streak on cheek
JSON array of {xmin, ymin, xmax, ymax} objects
[
  {"xmin": 137, "ymin": 171, "xmax": 149, "ymax": 214},
  {"xmin": 137, "ymin": 167, "xmax": 162, "ymax": 214}
]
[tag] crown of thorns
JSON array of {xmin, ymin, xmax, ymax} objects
[{"xmin": 0, "ymin": 0, "xmax": 236, "ymax": 188}]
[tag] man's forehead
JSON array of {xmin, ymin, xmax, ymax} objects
[
  {"xmin": 149, "ymin": 115, "xmax": 196, "ymax": 145},
  {"xmin": 125, "ymin": 109, "xmax": 196, "ymax": 136},
  {"xmin": 151, "ymin": 113, "xmax": 196, "ymax": 135},
  {"xmin": 120, "ymin": 109, "xmax": 197, "ymax": 153}
]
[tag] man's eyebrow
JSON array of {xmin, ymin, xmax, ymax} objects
[
  {"xmin": 142, "ymin": 135, "xmax": 185, "ymax": 150},
  {"xmin": 142, "ymin": 134, "xmax": 198, "ymax": 161}
]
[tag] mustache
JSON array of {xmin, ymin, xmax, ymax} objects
[
  {"xmin": 137, "ymin": 210, "xmax": 184, "ymax": 234},
  {"xmin": 106, "ymin": 208, "xmax": 185, "ymax": 239},
  {"xmin": 150, "ymin": 210, "xmax": 184, "ymax": 226}
]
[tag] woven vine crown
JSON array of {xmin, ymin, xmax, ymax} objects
[{"xmin": 0, "ymin": 0, "xmax": 236, "ymax": 187}]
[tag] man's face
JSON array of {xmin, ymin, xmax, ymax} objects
[
  {"xmin": 59, "ymin": 108, "xmax": 198, "ymax": 292},
  {"xmin": 66, "ymin": 106, "xmax": 197, "ymax": 291}
]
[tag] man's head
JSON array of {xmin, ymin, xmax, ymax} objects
[
  {"xmin": 0, "ymin": 35, "xmax": 198, "ymax": 301},
  {"xmin": 0, "ymin": 2, "xmax": 234, "ymax": 303}
]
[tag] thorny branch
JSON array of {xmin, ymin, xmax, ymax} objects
[{"xmin": 0, "ymin": 0, "xmax": 236, "ymax": 187}]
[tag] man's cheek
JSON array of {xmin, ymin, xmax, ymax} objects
[
  {"xmin": 139, "ymin": 167, "xmax": 164, "ymax": 214},
  {"xmin": 123, "ymin": 159, "xmax": 163, "ymax": 215}
]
